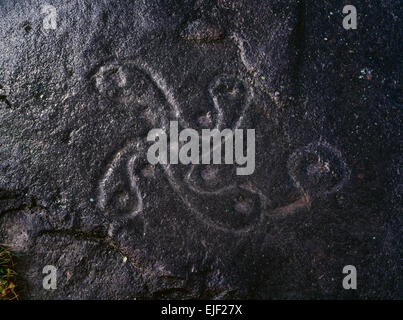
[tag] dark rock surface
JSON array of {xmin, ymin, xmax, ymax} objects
[{"xmin": 0, "ymin": 0, "xmax": 401, "ymax": 299}]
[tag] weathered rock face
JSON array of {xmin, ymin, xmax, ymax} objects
[{"xmin": 0, "ymin": 0, "xmax": 401, "ymax": 299}]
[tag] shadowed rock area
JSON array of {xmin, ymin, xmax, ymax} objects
[{"xmin": 0, "ymin": 0, "xmax": 401, "ymax": 299}]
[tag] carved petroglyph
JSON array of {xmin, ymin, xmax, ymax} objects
[
  {"xmin": 164, "ymin": 166, "xmax": 265, "ymax": 233},
  {"xmin": 185, "ymin": 164, "xmax": 236, "ymax": 194},
  {"xmin": 93, "ymin": 60, "xmax": 171, "ymax": 128},
  {"xmin": 287, "ymin": 141, "xmax": 351, "ymax": 199},
  {"xmin": 94, "ymin": 59, "xmax": 350, "ymax": 233},
  {"xmin": 94, "ymin": 59, "xmax": 261, "ymax": 232},
  {"xmin": 98, "ymin": 142, "xmax": 145, "ymax": 218},
  {"xmin": 159, "ymin": 73, "xmax": 262, "ymax": 232},
  {"xmin": 94, "ymin": 59, "xmax": 176, "ymax": 223},
  {"xmin": 264, "ymin": 142, "xmax": 350, "ymax": 218},
  {"xmin": 176, "ymin": 74, "xmax": 253, "ymax": 132},
  {"xmin": 208, "ymin": 74, "xmax": 249, "ymax": 130}
]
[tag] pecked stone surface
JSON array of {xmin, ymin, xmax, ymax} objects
[{"xmin": 0, "ymin": 0, "xmax": 401, "ymax": 299}]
